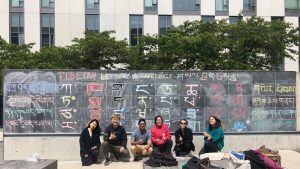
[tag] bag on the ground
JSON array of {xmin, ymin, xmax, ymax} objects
[
  {"xmin": 182, "ymin": 156, "xmax": 218, "ymax": 169},
  {"xmin": 144, "ymin": 152, "xmax": 178, "ymax": 167},
  {"xmin": 259, "ymin": 145, "xmax": 281, "ymax": 165}
]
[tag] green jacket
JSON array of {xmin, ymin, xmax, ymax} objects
[{"xmin": 204, "ymin": 127, "xmax": 224, "ymax": 151}]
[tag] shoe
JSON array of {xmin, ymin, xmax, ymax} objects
[
  {"xmin": 133, "ymin": 156, "xmax": 142, "ymax": 161},
  {"xmin": 186, "ymin": 151, "xmax": 194, "ymax": 157},
  {"xmin": 113, "ymin": 153, "xmax": 120, "ymax": 162},
  {"xmin": 104, "ymin": 158, "xmax": 111, "ymax": 166}
]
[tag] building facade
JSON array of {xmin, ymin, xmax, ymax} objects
[{"xmin": 0, "ymin": 0, "xmax": 299, "ymax": 71}]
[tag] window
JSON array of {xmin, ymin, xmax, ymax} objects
[
  {"xmin": 159, "ymin": 15, "xmax": 172, "ymax": 35},
  {"xmin": 41, "ymin": 13, "xmax": 55, "ymax": 48},
  {"xmin": 10, "ymin": 12, "xmax": 24, "ymax": 45},
  {"xmin": 216, "ymin": 0, "xmax": 228, "ymax": 12},
  {"xmin": 271, "ymin": 16, "xmax": 284, "ymax": 21},
  {"xmin": 129, "ymin": 15, "xmax": 143, "ymax": 46},
  {"xmin": 86, "ymin": 0, "xmax": 99, "ymax": 10},
  {"xmin": 285, "ymin": 0, "xmax": 300, "ymax": 12},
  {"xmin": 41, "ymin": 0, "xmax": 54, "ymax": 8},
  {"xmin": 243, "ymin": 0, "xmax": 256, "ymax": 12},
  {"xmin": 202, "ymin": 16, "xmax": 215, "ymax": 23},
  {"xmin": 11, "ymin": 0, "xmax": 23, "ymax": 7},
  {"xmin": 145, "ymin": 0, "xmax": 157, "ymax": 11},
  {"xmin": 86, "ymin": 15, "xmax": 99, "ymax": 32},
  {"xmin": 229, "ymin": 16, "xmax": 242, "ymax": 24},
  {"xmin": 173, "ymin": 0, "xmax": 199, "ymax": 11}
]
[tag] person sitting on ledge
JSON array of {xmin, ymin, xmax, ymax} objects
[
  {"xmin": 151, "ymin": 115, "xmax": 173, "ymax": 154},
  {"xmin": 199, "ymin": 116, "xmax": 224, "ymax": 156},
  {"xmin": 103, "ymin": 114, "xmax": 128, "ymax": 166},
  {"xmin": 130, "ymin": 118, "xmax": 153, "ymax": 161},
  {"xmin": 173, "ymin": 119, "xmax": 195, "ymax": 157},
  {"xmin": 79, "ymin": 119, "xmax": 101, "ymax": 166}
]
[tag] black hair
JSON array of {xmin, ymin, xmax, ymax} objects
[
  {"xmin": 138, "ymin": 118, "xmax": 146, "ymax": 124},
  {"xmin": 154, "ymin": 115, "xmax": 164, "ymax": 125},
  {"xmin": 87, "ymin": 119, "xmax": 101, "ymax": 135},
  {"xmin": 208, "ymin": 116, "xmax": 222, "ymax": 131},
  {"xmin": 180, "ymin": 119, "xmax": 188, "ymax": 125}
]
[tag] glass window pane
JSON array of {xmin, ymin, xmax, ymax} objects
[
  {"xmin": 11, "ymin": 0, "xmax": 19, "ymax": 7},
  {"xmin": 19, "ymin": 33, "xmax": 24, "ymax": 45},
  {"xmin": 41, "ymin": 14, "xmax": 50, "ymax": 27},
  {"xmin": 19, "ymin": 13, "xmax": 24, "ymax": 27},
  {"xmin": 42, "ymin": 0, "xmax": 50, "ymax": 7},
  {"xmin": 19, "ymin": 0, "xmax": 23, "ymax": 7},
  {"xmin": 216, "ymin": 0, "xmax": 222, "ymax": 11},
  {"xmin": 11, "ymin": 13, "xmax": 19, "ymax": 27},
  {"xmin": 285, "ymin": 0, "xmax": 298, "ymax": 10},
  {"xmin": 86, "ymin": 15, "xmax": 94, "ymax": 30},
  {"xmin": 11, "ymin": 36, "xmax": 19, "ymax": 44},
  {"xmin": 86, "ymin": 0, "xmax": 96, "ymax": 9},
  {"xmin": 187, "ymin": 0, "xmax": 198, "ymax": 11},
  {"xmin": 42, "ymin": 34, "xmax": 49, "ymax": 44},
  {"xmin": 19, "ymin": 27, "xmax": 24, "ymax": 33},
  {"xmin": 50, "ymin": 14, "xmax": 55, "ymax": 27},
  {"xmin": 42, "ymin": 27, "xmax": 49, "ymax": 33},
  {"xmin": 131, "ymin": 28, "xmax": 137, "ymax": 34},
  {"xmin": 94, "ymin": 15, "xmax": 99, "ymax": 31},
  {"xmin": 145, "ymin": 0, "xmax": 153, "ymax": 7},
  {"xmin": 173, "ymin": 0, "xmax": 186, "ymax": 10},
  {"xmin": 130, "ymin": 15, "xmax": 143, "ymax": 45},
  {"xmin": 11, "ymin": 27, "xmax": 18, "ymax": 32}
]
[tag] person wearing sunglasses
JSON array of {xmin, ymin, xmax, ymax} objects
[
  {"xmin": 151, "ymin": 115, "xmax": 173, "ymax": 154},
  {"xmin": 173, "ymin": 119, "xmax": 195, "ymax": 157},
  {"xmin": 130, "ymin": 119, "xmax": 153, "ymax": 161},
  {"xmin": 199, "ymin": 116, "xmax": 224, "ymax": 155}
]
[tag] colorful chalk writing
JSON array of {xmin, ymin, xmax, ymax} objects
[{"xmin": 3, "ymin": 70, "xmax": 296, "ymax": 134}]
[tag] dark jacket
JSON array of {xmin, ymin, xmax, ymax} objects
[
  {"xmin": 103, "ymin": 124, "xmax": 127, "ymax": 147},
  {"xmin": 175, "ymin": 127, "xmax": 195, "ymax": 150},
  {"xmin": 79, "ymin": 128, "xmax": 101, "ymax": 155}
]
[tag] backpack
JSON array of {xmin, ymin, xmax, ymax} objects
[
  {"xmin": 144, "ymin": 152, "xmax": 178, "ymax": 167},
  {"xmin": 182, "ymin": 156, "xmax": 218, "ymax": 169},
  {"xmin": 259, "ymin": 145, "xmax": 281, "ymax": 165}
]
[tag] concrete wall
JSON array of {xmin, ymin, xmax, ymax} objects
[{"xmin": 4, "ymin": 134, "xmax": 300, "ymax": 161}]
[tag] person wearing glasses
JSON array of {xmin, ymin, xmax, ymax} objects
[
  {"xmin": 151, "ymin": 115, "xmax": 173, "ymax": 154},
  {"xmin": 173, "ymin": 119, "xmax": 195, "ymax": 157},
  {"xmin": 130, "ymin": 119, "xmax": 153, "ymax": 161},
  {"xmin": 199, "ymin": 116, "xmax": 224, "ymax": 155},
  {"xmin": 103, "ymin": 114, "xmax": 129, "ymax": 166}
]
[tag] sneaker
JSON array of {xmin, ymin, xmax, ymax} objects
[
  {"xmin": 133, "ymin": 156, "xmax": 141, "ymax": 162},
  {"xmin": 186, "ymin": 151, "xmax": 194, "ymax": 157},
  {"xmin": 104, "ymin": 158, "xmax": 112, "ymax": 166},
  {"xmin": 113, "ymin": 153, "xmax": 120, "ymax": 162}
]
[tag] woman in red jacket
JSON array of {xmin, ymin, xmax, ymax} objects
[{"xmin": 151, "ymin": 115, "xmax": 173, "ymax": 154}]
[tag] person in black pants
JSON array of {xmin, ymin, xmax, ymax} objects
[
  {"xmin": 103, "ymin": 114, "xmax": 128, "ymax": 166},
  {"xmin": 151, "ymin": 115, "xmax": 173, "ymax": 154},
  {"xmin": 79, "ymin": 119, "xmax": 101, "ymax": 166},
  {"xmin": 174, "ymin": 119, "xmax": 195, "ymax": 156}
]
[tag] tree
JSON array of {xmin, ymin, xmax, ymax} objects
[
  {"xmin": 127, "ymin": 16, "xmax": 300, "ymax": 70},
  {"xmin": 69, "ymin": 31, "xmax": 130, "ymax": 69}
]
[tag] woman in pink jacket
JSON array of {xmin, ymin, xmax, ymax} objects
[{"xmin": 151, "ymin": 115, "xmax": 173, "ymax": 154}]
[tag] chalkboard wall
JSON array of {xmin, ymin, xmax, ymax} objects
[{"xmin": 3, "ymin": 70, "xmax": 296, "ymax": 134}]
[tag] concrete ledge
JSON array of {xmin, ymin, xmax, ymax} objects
[
  {"xmin": 4, "ymin": 134, "xmax": 300, "ymax": 161},
  {"xmin": 0, "ymin": 159, "xmax": 57, "ymax": 169}
]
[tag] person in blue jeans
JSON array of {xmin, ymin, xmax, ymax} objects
[{"xmin": 199, "ymin": 116, "xmax": 224, "ymax": 155}]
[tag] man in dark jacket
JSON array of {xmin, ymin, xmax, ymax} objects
[
  {"xmin": 174, "ymin": 119, "xmax": 195, "ymax": 156},
  {"xmin": 103, "ymin": 114, "xmax": 128, "ymax": 166}
]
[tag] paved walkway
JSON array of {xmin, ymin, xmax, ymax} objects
[{"xmin": 58, "ymin": 150, "xmax": 300, "ymax": 169}]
